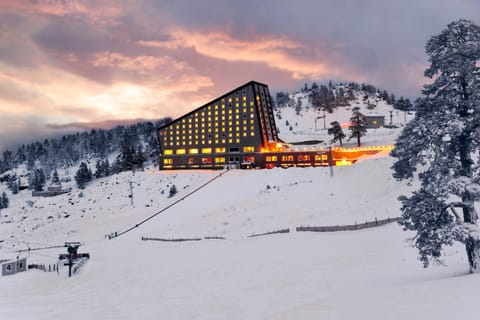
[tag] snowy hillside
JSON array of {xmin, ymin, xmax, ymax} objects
[
  {"xmin": 1, "ymin": 84, "xmax": 479, "ymax": 320},
  {"xmin": 274, "ymin": 83, "xmax": 413, "ymax": 147}
]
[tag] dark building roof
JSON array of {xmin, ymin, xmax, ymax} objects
[{"xmin": 157, "ymin": 80, "xmax": 269, "ymax": 131}]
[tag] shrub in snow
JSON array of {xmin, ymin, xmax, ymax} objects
[
  {"xmin": 0, "ymin": 192, "xmax": 8, "ymax": 209},
  {"xmin": 168, "ymin": 185, "xmax": 177, "ymax": 198}
]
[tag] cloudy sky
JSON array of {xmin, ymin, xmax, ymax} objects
[{"xmin": 0, "ymin": 0, "xmax": 478, "ymax": 151}]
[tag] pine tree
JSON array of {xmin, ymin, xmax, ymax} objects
[
  {"xmin": 75, "ymin": 162, "xmax": 93, "ymax": 189},
  {"xmin": 51, "ymin": 169, "xmax": 60, "ymax": 185},
  {"xmin": 31, "ymin": 168, "xmax": 46, "ymax": 191},
  {"xmin": 392, "ymin": 19, "xmax": 480, "ymax": 273},
  {"xmin": 348, "ymin": 107, "xmax": 367, "ymax": 147},
  {"xmin": 103, "ymin": 159, "xmax": 111, "ymax": 177},
  {"xmin": 328, "ymin": 121, "xmax": 346, "ymax": 146},
  {"xmin": 94, "ymin": 160, "xmax": 104, "ymax": 178}
]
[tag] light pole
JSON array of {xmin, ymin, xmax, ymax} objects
[
  {"xmin": 328, "ymin": 146, "xmax": 334, "ymax": 177},
  {"xmin": 316, "ymin": 111, "xmax": 326, "ymax": 131}
]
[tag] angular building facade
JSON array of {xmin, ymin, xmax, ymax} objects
[{"xmin": 158, "ymin": 81, "xmax": 280, "ymax": 169}]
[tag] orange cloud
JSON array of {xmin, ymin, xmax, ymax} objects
[
  {"xmin": 0, "ymin": 0, "xmax": 127, "ymax": 25},
  {"xmin": 139, "ymin": 30, "xmax": 345, "ymax": 80},
  {"xmin": 91, "ymin": 51, "xmax": 187, "ymax": 75}
]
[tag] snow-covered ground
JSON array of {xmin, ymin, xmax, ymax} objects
[{"xmin": 1, "ymin": 89, "xmax": 479, "ymax": 320}]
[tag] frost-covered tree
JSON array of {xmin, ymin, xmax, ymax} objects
[
  {"xmin": 327, "ymin": 121, "xmax": 346, "ymax": 146},
  {"xmin": 392, "ymin": 19, "xmax": 480, "ymax": 273},
  {"xmin": 31, "ymin": 168, "xmax": 46, "ymax": 191},
  {"xmin": 75, "ymin": 162, "xmax": 92, "ymax": 189},
  {"xmin": 348, "ymin": 107, "xmax": 367, "ymax": 147},
  {"xmin": 51, "ymin": 169, "xmax": 60, "ymax": 185}
]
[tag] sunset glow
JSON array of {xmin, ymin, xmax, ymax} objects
[{"xmin": 0, "ymin": 0, "xmax": 477, "ymax": 151}]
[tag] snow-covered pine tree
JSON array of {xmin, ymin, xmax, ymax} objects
[
  {"xmin": 392, "ymin": 19, "xmax": 480, "ymax": 273},
  {"xmin": 51, "ymin": 169, "xmax": 60, "ymax": 185},
  {"xmin": 75, "ymin": 162, "xmax": 93, "ymax": 189},
  {"xmin": 348, "ymin": 107, "xmax": 367, "ymax": 147},
  {"xmin": 328, "ymin": 121, "xmax": 346, "ymax": 146},
  {"xmin": 31, "ymin": 168, "xmax": 46, "ymax": 191}
]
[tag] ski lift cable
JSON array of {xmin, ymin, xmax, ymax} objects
[
  {"xmin": 109, "ymin": 170, "xmax": 229, "ymax": 239},
  {"xmin": 0, "ymin": 238, "xmax": 52, "ymax": 247}
]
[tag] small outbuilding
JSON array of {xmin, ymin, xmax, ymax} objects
[
  {"xmin": 364, "ymin": 115, "xmax": 385, "ymax": 128},
  {"xmin": 1, "ymin": 258, "xmax": 27, "ymax": 276}
]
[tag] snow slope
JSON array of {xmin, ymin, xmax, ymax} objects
[{"xmin": 1, "ymin": 87, "xmax": 479, "ymax": 320}]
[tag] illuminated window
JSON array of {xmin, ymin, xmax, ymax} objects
[
  {"xmin": 281, "ymin": 155, "xmax": 294, "ymax": 161},
  {"xmin": 202, "ymin": 148, "xmax": 212, "ymax": 154},
  {"xmin": 176, "ymin": 149, "xmax": 186, "ymax": 155},
  {"xmin": 164, "ymin": 149, "xmax": 173, "ymax": 155},
  {"xmin": 298, "ymin": 155, "xmax": 310, "ymax": 161},
  {"xmin": 202, "ymin": 157, "xmax": 213, "ymax": 164},
  {"xmin": 215, "ymin": 147, "xmax": 226, "ymax": 153},
  {"xmin": 266, "ymin": 156, "xmax": 278, "ymax": 162},
  {"xmin": 250, "ymin": 132, "xmax": 255, "ymax": 136},
  {"xmin": 236, "ymin": 138, "xmax": 240, "ymax": 143},
  {"xmin": 243, "ymin": 146, "xmax": 254, "ymax": 152},
  {"xmin": 189, "ymin": 148, "xmax": 199, "ymax": 154},
  {"xmin": 163, "ymin": 158, "xmax": 173, "ymax": 164},
  {"xmin": 215, "ymin": 157, "xmax": 225, "ymax": 164}
]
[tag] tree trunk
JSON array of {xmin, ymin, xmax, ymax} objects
[
  {"xmin": 463, "ymin": 193, "xmax": 480, "ymax": 273},
  {"xmin": 357, "ymin": 134, "xmax": 361, "ymax": 147},
  {"xmin": 465, "ymin": 237, "xmax": 480, "ymax": 273}
]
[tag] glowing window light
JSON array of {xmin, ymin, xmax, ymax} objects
[
  {"xmin": 201, "ymin": 148, "xmax": 212, "ymax": 154},
  {"xmin": 164, "ymin": 149, "xmax": 173, "ymax": 155},
  {"xmin": 336, "ymin": 159, "xmax": 352, "ymax": 166},
  {"xmin": 189, "ymin": 148, "xmax": 199, "ymax": 154},
  {"xmin": 163, "ymin": 158, "xmax": 173, "ymax": 164},
  {"xmin": 243, "ymin": 146, "xmax": 254, "ymax": 152},
  {"xmin": 176, "ymin": 149, "xmax": 186, "ymax": 155}
]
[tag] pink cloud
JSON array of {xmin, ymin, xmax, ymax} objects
[
  {"xmin": 46, "ymin": 118, "xmax": 158, "ymax": 131},
  {"xmin": 139, "ymin": 29, "xmax": 348, "ymax": 80}
]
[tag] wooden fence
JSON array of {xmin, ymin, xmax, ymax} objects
[
  {"xmin": 248, "ymin": 228, "xmax": 290, "ymax": 238},
  {"xmin": 296, "ymin": 217, "xmax": 401, "ymax": 233}
]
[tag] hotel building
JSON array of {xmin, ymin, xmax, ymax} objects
[{"xmin": 158, "ymin": 81, "xmax": 330, "ymax": 169}]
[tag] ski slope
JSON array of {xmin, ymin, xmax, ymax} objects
[{"xmin": 1, "ymin": 89, "xmax": 479, "ymax": 320}]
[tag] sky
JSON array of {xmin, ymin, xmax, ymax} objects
[{"xmin": 0, "ymin": 0, "xmax": 479, "ymax": 152}]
